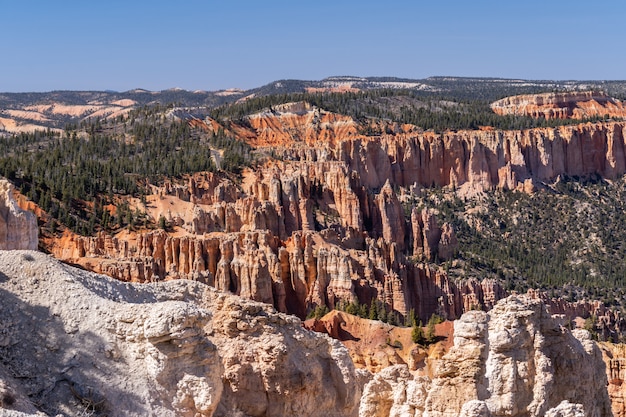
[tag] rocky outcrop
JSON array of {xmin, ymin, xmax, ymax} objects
[
  {"xmin": 359, "ymin": 296, "xmax": 613, "ymax": 417},
  {"xmin": 51, "ymin": 225, "xmax": 504, "ymax": 324},
  {"xmin": 213, "ymin": 107, "xmax": 626, "ymax": 192},
  {"xmin": 2, "ymin": 252, "xmax": 614, "ymax": 417},
  {"xmin": 491, "ymin": 91, "xmax": 626, "ymax": 120},
  {"xmin": 410, "ymin": 208, "xmax": 458, "ymax": 261},
  {"xmin": 372, "ymin": 121, "xmax": 626, "ymax": 191},
  {"xmin": 0, "ymin": 179, "xmax": 38, "ymax": 250},
  {"xmin": 0, "ymin": 250, "xmax": 362, "ymax": 417},
  {"xmin": 600, "ymin": 343, "xmax": 626, "ymax": 417},
  {"xmin": 374, "ymin": 181, "xmax": 406, "ymax": 251},
  {"xmin": 528, "ymin": 289, "xmax": 626, "ymax": 342},
  {"xmin": 194, "ymin": 102, "xmax": 359, "ymax": 148},
  {"xmin": 359, "ymin": 365, "xmax": 430, "ymax": 417},
  {"xmin": 245, "ymin": 102, "xmax": 359, "ymax": 147},
  {"xmin": 153, "ymin": 172, "xmax": 242, "ymax": 205}
]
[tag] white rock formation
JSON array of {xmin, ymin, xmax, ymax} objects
[
  {"xmin": 359, "ymin": 365, "xmax": 430, "ymax": 417},
  {"xmin": 0, "ymin": 248, "xmax": 614, "ymax": 417},
  {"xmin": 545, "ymin": 401, "xmax": 586, "ymax": 417},
  {"xmin": 0, "ymin": 179, "xmax": 38, "ymax": 250},
  {"xmin": 0, "ymin": 250, "xmax": 361, "ymax": 417},
  {"xmin": 359, "ymin": 296, "xmax": 613, "ymax": 417}
]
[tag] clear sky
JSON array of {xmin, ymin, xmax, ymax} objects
[{"xmin": 1, "ymin": 0, "xmax": 624, "ymax": 92}]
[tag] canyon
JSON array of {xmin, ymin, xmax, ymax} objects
[
  {"xmin": 3, "ymin": 88, "xmax": 626, "ymax": 415},
  {"xmin": 39, "ymin": 106, "xmax": 626, "ymax": 327}
]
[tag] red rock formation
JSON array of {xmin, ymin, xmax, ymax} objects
[
  {"xmin": 374, "ymin": 180, "xmax": 406, "ymax": 251},
  {"xmin": 600, "ymin": 343, "xmax": 626, "ymax": 417},
  {"xmin": 302, "ymin": 310, "xmax": 452, "ymax": 374},
  {"xmin": 409, "ymin": 208, "xmax": 457, "ymax": 262},
  {"xmin": 39, "ymin": 116, "xmax": 626, "ymax": 326},
  {"xmin": 375, "ymin": 121, "xmax": 626, "ymax": 190},
  {"xmin": 527, "ymin": 289, "xmax": 626, "ymax": 341},
  {"xmin": 207, "ymin": 106, "xmax": 626, "ymax": 192},
  {"xmin": 437, "ymin": 223, "xmax": 458, "ymax": 261},
  {"xmin": 491, "ymin": 91, "xmax": 626, "ymax": 120},
  {"xmin": 50, "ymin": 221, "xmax": 504, "ymax": 323},
  {"xmin": 227, "ymin": 102, "xmax": 359, "ymax": 148}
]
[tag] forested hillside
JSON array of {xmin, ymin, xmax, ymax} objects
[{"xmin": 0, "ymin": 105, "xmax": 252, "ymax": 235}]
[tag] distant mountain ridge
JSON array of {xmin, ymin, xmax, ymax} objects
[{"xmin": 2, "ymin": 76, "xmax": 626, "ymax": 134}]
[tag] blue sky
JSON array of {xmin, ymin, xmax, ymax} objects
[{"xmin": 1, "ymin": 0, "xmax": 624, "ymax": 92}]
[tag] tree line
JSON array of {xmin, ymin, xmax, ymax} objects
[{"xmin": 209, "ymin": 88, "xmax": 615, "ymax": 133}]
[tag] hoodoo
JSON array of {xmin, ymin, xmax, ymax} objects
[{"xmin": 0, "ymin": 179, "xmax": 38, "ymax": 251}]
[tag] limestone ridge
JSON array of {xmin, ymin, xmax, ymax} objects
[
  {"xmin": 0, "ymin": 251, "xmax": 362, "ymax": 417},
  {"xmin": 359, "ymin": 296, "xmax": 613, "ymax": 417},
  {"xmin": 0, "ymin": 179, "xmax": 37, "ymax": 250}
]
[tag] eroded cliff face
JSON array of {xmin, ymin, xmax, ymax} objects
[
  {"xmin": 40, "ymin": 113, "xmax": 626, "ymax": 324},
  {"xmin": 49, "ymin": 226, "xmax": 497, "ymax": 324},
  {"xmin": 365, "ymin": 121, "xmax": 626, "ymax": 191},
  {"xmin": 0, "ymin": 179, "xmax": 38, "ymax": 251},
  {"xmin": 529, "ymin": 289, "xmax": 626, "ymax": 342},
  {"xmin": 304, "ymin": 310, "xmax": 454, "ymax": 375},
  {"xmin": 198, "ymin": 101, "xmax": 359, "ymax": 148},
  {"xmin": 601, "ymin": 343, "xmax": 626, "ymax": 417},
  {"xmin": 0, "ymin": 251, "xmax": 362, "ymax": 417},
  {"xmin": 359, "ymin": 296, "xmax": 613, "ymax": 417},
  {"xmin": 491, "ymin": 91, "xmax": 626, "ymax": 120}
]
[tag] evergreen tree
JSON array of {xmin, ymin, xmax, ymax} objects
[
  {"xmin": 405, "ymin": 308, "xmax": 417, "ymax": 327},
  {"xmin": 369, "ymin": 298, "xmax": 378, "ymax": 320},
  {"xmin": 412, "ymin": 321, "xmax": 425, "ymax": 344},
  {"xmin": 426, "ymin": 315, "xmax": 437, "ymax": 344},
  {"xmin": 378, "ymin": 303, "xmax": 387, "ymax": 323}
]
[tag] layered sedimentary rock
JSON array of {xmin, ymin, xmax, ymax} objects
[
  {"xmin": 206, "ymin": 105, "xmax": 626, "ymax": 191},
  {"xmin": 304, "ymin": 310, "xmax": 455, "ymax": 374},
  {"xmin": 410, "ymin": 207, "xmax": 458, "ymax": 261},
  {"xmin": 600, "ymin": 342, "xmax": 626, "ymax": 417},
  {"xmin": 198, "ymin": 101, "xmax": 359, "ymax": 148},
  {"xmin": 0, "ymin": 179, "xmax": 38, "ymax": 250},
  {"xmin": 51, "ymin": 225, "xmax": 504, "ymax": 324},
  {"xmin": 359, "ymin": 296, "xmax": 613, "ymax": 417},
  {"xmin": 41, "ymin": 114, "xmax": 626, "ymax": 325},
  {"xmin": 528, "ymin": 289, "xmax": 626, "ymax": 342},
  {"xmin": 369, "ymin": 121, "xmax": 626, "ymax": 190},
  {"xmin": 0, "ymin": 250, "xmax": 362, "ymax": 417},
  {"xmin": 491, "ymin": 91, "xmax": 626, "ymax": 120}
]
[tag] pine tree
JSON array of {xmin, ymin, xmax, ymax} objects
[
  {"xmin": 405, "ymin": 308, "xmax": 417, "ymax": 327},
  {"xmin": 412, "ymin": 321, "xmax": 425, "ymax": 344},
  {"xmin": 388, "ymin": 312, "xmax": 397, "ymax": 326},
  {"xmin": 369, "ymin": 298, "xmax": 378, "ymax": 320},
  {"xmin": 426, "ymin": 315, "xmax": 437, "ymax": 344},
  {"xmin": 345, "ymin": 302, "xmax": 358, "ymax": 316},
  {"xmin": 358, "ymin": 303, "xmax": 368, "ymax": 318},
  {"xmin": 379, "ymin": 304, "xmax": 387, "ymax": 323}
]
